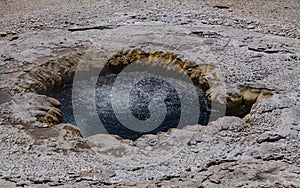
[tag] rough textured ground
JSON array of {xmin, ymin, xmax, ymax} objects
[{"xmin": 0, "ymin": 0, "xmax": 299, "ymax": 187}]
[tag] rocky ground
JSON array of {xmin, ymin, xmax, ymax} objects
[{"xmin": 0, "ymin": 0, "xmax": 299, "ymax": 187}]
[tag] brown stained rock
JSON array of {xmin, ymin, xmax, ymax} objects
[
  {"xmin": 162, "ymin": 53, "xmax": 176, "ymax": 63},
  {"xmin": 182, "ymin": 61, "xmax": 198, "ymax": 69},
  {"xmin": 190, "ymin": 70, "xmax": 201, "ymax": 82},
  {"xmin": 13, "ymin": 53, "xmax": 82, "ymax": 95},
  {"xmin": 10, "ymin": 93, "xmax": 62, "ymax": 127},
  {"xmin": 242, "ymin": 88, "xmax": 260, "ymax": 104},
  {"xmin": 106, "ymin": 50, "xmax": 221, "ymax": 97},
  {"xmin": 0, "ymin": 90, "xmax": 11, "ymax": 104},
  {"xmin": 47, "ymin": 97, "xmax": 61, "ymax": 107},
  {"xmin": 61, "ymin": 124, "xmax": 82, "ymax": 138},
  {"xmin": 257, "ymin": 89, "xmax": 273, "ymax": 100},
  {"xmin": 148, "ymin": 51, "xmax": 163, "ymax": 62},
  {"xmin": 226, "ymin": 95, "xmax": 243, "ymax": 109}
]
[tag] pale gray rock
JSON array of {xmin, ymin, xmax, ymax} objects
[{"xmin": 0, "ymin": 0, "xmax": 299, "ymax": 187}]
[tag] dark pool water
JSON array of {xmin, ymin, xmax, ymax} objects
[{"xmin": 48, "ymin": 70, "xmax": 210, "ymax": 140}]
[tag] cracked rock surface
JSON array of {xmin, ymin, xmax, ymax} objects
[{"xmin": 0, "ymin": 0, "xmax": 299, "ymax": 187}]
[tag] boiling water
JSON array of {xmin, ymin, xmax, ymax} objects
[{"xmin": 48, "ymin": 71, "xmax": 210, "ymax": 140}]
